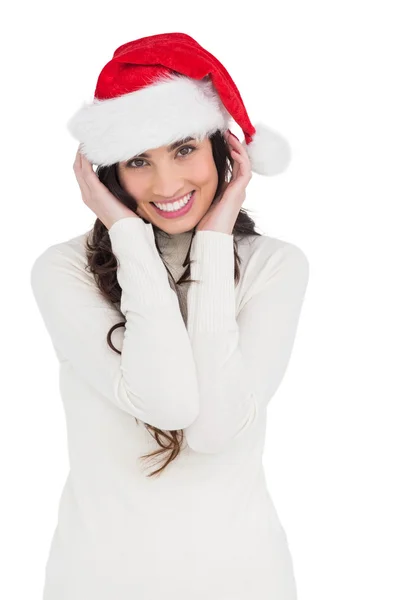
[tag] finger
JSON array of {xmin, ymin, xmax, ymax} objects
[
  {"xmin": 226, "ymin": 132, "xmax": 251, "ymax": 167},
  {"xmin": 234, "ymin": 141, "xmax": 252, "ymax": 175},
  {"xmin": 79, "ymin": 150, "xmax": 96, "ymax": 179},
  {"xmin": 231, "ymin": 150, "xmax": 252, "ymax": 183},
  {"xmin": 73, "ymin": 148, "xmax": 91, "ymax": 198},
  {"xmin": 79, "ymin": 154, "xmax": 101, "ymax": 202},
  {"xmin": 231, "ymin": 149, "xmax": 240, "ymax": 176},
  {"xmin": 224, "ymin": 132, "xmax": 252, "ymax": 183},
  {"xmin": 233, "ymin": 137, "xmax": 251, "ymax": 164},
  {"xmin": 225, "ymin": 131, "xmax": 241, "ymax": 147},
  {"xmin": 225, "ymin": 133, "xmax": 242, "ymax": 176},
  {"xmin": 73, "ymin": 146, "xmax": 82, "ymax": 169},
  {"xmin": 231, "ymin": 149, "xmax": 248, "ymax": 169}
]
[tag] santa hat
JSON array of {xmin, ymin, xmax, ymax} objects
[{"xmin": 67, "ymin": 32, "xmax": 291, "ymax": 176}]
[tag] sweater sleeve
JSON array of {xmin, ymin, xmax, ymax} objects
[
  {"xmin": 183, "ymin": 231, "xmax": 310, "ymax": 454},
  {"xmin": 29, "ymin": 217, "xmax": 199, "ymax": 430}
]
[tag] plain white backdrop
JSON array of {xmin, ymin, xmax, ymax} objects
[{"xmin": 1, "ymin": 1, "xmax": 399, "ymax": 599}]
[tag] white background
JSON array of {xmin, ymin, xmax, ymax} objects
[{"xmin": 1, "ymin": 1, "xmax": 399, "ymax": 599}]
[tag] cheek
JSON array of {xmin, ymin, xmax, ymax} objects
[
  {"xmin": 191, "ymin": 158, "xmax": 218, "ymax": 187},
  {"xmin": 120, "ymin": 172, "xmax": 146, "ymax": 200}
]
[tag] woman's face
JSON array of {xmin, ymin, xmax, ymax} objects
[{"xmin": 117, "ymin": 135, "xmax": 219, "ymax": 232}]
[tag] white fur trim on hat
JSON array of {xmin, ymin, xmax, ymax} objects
[{"xmin": 67, "ymin": 74, "xmax": 232, "ymax": 166}]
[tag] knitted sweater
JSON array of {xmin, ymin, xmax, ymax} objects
[{"xmin": 30, "ymin": 216, "xmax": 309, "ymax": 600}]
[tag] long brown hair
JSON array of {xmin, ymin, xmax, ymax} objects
[{"xmin": 85, "ymin": 129, "xmax": 262, "ymax": 477}]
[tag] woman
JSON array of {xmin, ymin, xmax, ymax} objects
[{"xmin": 30, "ymin": 32, "xmax": 310, "ymax": 600}]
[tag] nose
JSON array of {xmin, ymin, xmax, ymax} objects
[{"xmin": 151, "ymin": 163, "xmax": 186, "ymax": 200}]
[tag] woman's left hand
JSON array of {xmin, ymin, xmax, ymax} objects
[{"xmin": 195, "ymin": 131, "xmax": 253, "ymax": 234}]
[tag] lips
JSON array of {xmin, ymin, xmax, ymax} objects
[
  {"xmin": 151, "ymin": 190, "xmax": 196, "ymax": 218},
  {"xmin": 151, "ymin": 190, "xmax": 195, "ymax": 205}
]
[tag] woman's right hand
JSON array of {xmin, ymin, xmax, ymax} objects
[{"xmin": 73, "ymin": 145, "xmax": 139, "ymax": 230}]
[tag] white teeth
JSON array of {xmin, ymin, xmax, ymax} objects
[{"xmin": 154, "ymin": 191, "xmax": 193, "ymax": 212}]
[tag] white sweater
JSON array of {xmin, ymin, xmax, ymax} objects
[{"xmin": 30, "ymin": 216, "xmax": 309, "ymax": 600}]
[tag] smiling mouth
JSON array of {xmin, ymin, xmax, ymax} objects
[
  {"xmin": 150, "ymin": 190, "xmax": 195, "ymax": 206},
  {"xmin": 150, "ymin": 190, "xmax": 196, "ymax": 217}
]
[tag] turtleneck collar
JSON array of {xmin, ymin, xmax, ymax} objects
[{"xmin": 154, "ymin": 226, "xmax": 195, "ymax": 268}]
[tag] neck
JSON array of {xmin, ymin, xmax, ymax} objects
[{"xmin": 154, "ymin": 227, "xmax": 194, "ymax": 267}]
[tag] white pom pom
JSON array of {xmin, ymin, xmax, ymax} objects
[{"xmin": 244, "ymin": 122, "xmax": 292, "ymax": 176}]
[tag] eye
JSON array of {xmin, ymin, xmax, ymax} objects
[
  {"xmin": 177, "ymin": 145, "xmax": 196, "ymax": 157},
  {"xmin": 128, "ymin": 158, "xmax": 147, "ymax": 169},
  {"xmin": 127, "ymin": 145, "xmax": 197, "ymax": 169}
]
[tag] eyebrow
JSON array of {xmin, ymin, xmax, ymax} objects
[{"xmin": 132, "ymin": 137, "xmax": 196, "ymax": 159}]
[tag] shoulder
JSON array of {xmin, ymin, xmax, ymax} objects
[
  {"xmin": 30, "ymin": 230, "xmax": 91, "ymax": 282},
  {"xmin": 235, "ymin": 232, "xmax": 309, "ymax": 300},
  {"xmin": 237, "ymin": 231, "xmax": 309, "ymax": 274}
]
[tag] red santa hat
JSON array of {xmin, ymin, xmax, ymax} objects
[{"xmin": 67, "ymin": 32, "xmax": 291, "ymax": 176}]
